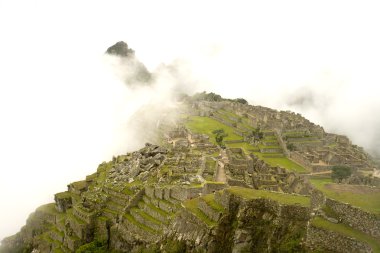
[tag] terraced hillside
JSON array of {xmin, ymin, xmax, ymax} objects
[{"xmin": 1, "ymin": 94, "xmax": 379, "ymax": 253}]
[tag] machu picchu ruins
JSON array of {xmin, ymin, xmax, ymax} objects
[{"xmin": 1, "ymin": 91, "xmax": 379, "ymax": 253}]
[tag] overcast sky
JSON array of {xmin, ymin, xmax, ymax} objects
[{"xmin": 1, "ymin": 0, "xmax": 380, "ymax": 241}]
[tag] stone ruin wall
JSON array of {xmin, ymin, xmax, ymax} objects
[
  {"xmin": 306, "ymin": 225, "xmax": 372, "ymax": 253},
  {"xmin": 290, "ymin": 152, "xmax": 312, "ymax": 170},
  {"xmin": 248, "ymin": 153, "xmax": 312, "ymax": 195},
  {"xmin": 325, "ymin": 198, "xmax": 380, "ymax": 239}
]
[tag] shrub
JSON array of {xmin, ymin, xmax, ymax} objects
[{"xmin": 331, "ymin": 166, "xmax": 352, "ymax": 183}]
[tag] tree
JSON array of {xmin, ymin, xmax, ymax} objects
[
  {"xmin": 248, "ymin": 127, "xmax": 264, "ymax": 142},
  {"xmin": 212, "ymin": 129, "xmax": 228, "ymax": 147},
  {"xmin": 331, "ymin": 166, "xmax": 352, "ymax": 183},
  {"xmin": 287, "ymin": 143, "xmax": 296, "ymax": 151},
  {"xmin": 235, "ymin": 98, "xmax": 248, "ymax": 104}
]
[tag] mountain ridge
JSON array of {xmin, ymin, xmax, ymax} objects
[
  {"xmin": 1, "ymin": 93, "xmax": 379, "ymax": 253},
  {"xmin": 1, "ymin": 41, "xmax": 379, "ymax": 252}
]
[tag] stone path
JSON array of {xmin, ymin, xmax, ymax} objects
[
  {"xmin": 306, "ymin": 170, "xmax": 332, "ymax": 176},
  {"xmin": 215, "ymin": 149, "xmax": 228, "ymax": 183}
]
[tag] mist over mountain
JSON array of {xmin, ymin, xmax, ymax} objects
[{"xmin": 1, "ymin": 0, "xmax": 380, "ymax": 247}]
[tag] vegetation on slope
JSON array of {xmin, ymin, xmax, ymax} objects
[
  {"xmin": 184, "ymin": 116, "xmax": 242, "ymax": 144},
  {"xmin": 310, "ymin": 176, "xmax": 380, "ymax": 215},
  {"xmin": 228, "ymin": 186, "xmax": 310, "ymax": 207}
]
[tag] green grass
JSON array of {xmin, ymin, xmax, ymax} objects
[
  {"xmin": 214, "ymin": 112, "xmax": 237, "ymax": 125},
  {"xmin": 66, "ymin": 209, "xmax": 86, "ymax": 225},
  {"xmin": 226, "ymin": 142, "xmax": 259, "ymax": 153},
  {"xmin": 97, "ymin": 216, "xmax": 109, "ymax": 222},
  {"xmin": 123, "ymin": 213, "xmax": 156, "ymax": 233},
  {"xmin": 205, "ymin": 181, "xmax": 226, "ymax": 185},
  {"xmin": 184, "ymin": 116, "xmax": 242, "ymax": 144},
  {"xmin": 103, "ymin": 208, "xmax": 118, "ymax": 216},
  {"xmin": 71, "ymin": 180, "xmax": 87, "ymax": 189},
  {"xmin": 311, "ymin": 217, "xmax": 380, "ymax": 253},
  {"xmin": 131, "ymin": 207, "xmax": 162, "ymax": 225},
  {"xmin": 188, "ymin": 183, "xmax": 203, "ymax": 188},
  {"xmin": 202, "ymin": 194, "xmax": 224, "ymax": 212},
  {"xmin": 253, "ymin": 152, "xmax": 308, "ymax": 173},
  {"xmin": 37, "ymin": 203, "xmax": 59, "ymax": 214},
  {"xmin": 227, "ymin": 187, "xmax": 311, "ymax": 207},
  {"xmin": 288, "ymin": 139, "xmax": 322, "ymax": 144},
  {"xmin": 220, "ymin": 109, "xmax": 239, "ymax": 119},
  {"xmin": 211, "ymin": 151, "xmax": 220, "ymax": 157},
  {"xmin": 283, "ymin": 131, "xmax": 307, "ymax": 137},
  {"xmin": 183, "ymin": 198, "xmax": 217, "ymax": 227},
  {"xmin": 124, "ymin": 179, "xmax": 142, "ymax": 187},
  {"xmin": 309, "ymin": 177, "xmax": 380, "ymax": 215},
  {"xmin": 141, "ymin": 200, "xmax": 170, "ymax": 217},
  {"xmin": 86, "ymin": 172, "xmax": 97, "ymax": 181},
  {"xmin": 217, "ymin": 110, "xmax": 254, "ymax": 131},
  {"xmin": 51, "ymin": 226, "xmax": 64, "ymax": 238},
  {"xmin": 206, "ymin": 158, "xmax": 217, "ymax": 170},
  {"xmin": 225, "ymin": 141, "xmax": 307, "ymax": 173},
  {"xmin": 122, "ymin": 187, "xmax": 133, "ymax": 195},
  {"xmin": 258, "ymin": 144, "xmax": 281, "ymax": 149},
  {"xmin": 55, "ymin": 191, "xmax": 71, "ymax": 199},
  {"xmin": 264, "ymin": 135, "xmax": 278, "ymax": 140}
]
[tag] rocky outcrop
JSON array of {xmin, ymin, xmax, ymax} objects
[
  {"xmin": 105, "ymin": 41, "xmax": 134, "ymax": 57},
  {"xmin": 105, "ymin": 41, "xmax": 152, "ymax": 85}
]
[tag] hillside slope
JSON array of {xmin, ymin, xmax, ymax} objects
[{"xmin": 1, "ymin": 94, "xmax": 379, "ymax": 253}]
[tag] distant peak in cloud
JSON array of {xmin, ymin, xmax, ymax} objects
[
  {"xmin": 105, "ymin": 41, "xmax": 135, "ymax": 57},
  {"xmin": 105, "ymin": 41, "xmax": 152, "ymax": 86}
]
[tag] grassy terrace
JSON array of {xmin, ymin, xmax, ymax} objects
[
  {"xmin": 264, "ymin": 135, "xmax": 278, "ymax": 140},
  {"xmin": 184, "ymin": 116, "xmax": 242, "ymax": 144},
  {"xmin": 227, "ymin": 187, "xmax": 311, "ymax": 207},
  {"xmin": 37, "ymin": 203, "xmax": 59, "ymax": 214},
  {"xmin": 131, "ymin": 207, "xmax": 162, "ymax": 226},
  {"xmin": 202, "ymin": 194, "xmax": 224, "ymax": 212},
  {"xmin": 55, "ymin": 191, "xmax": 72, "ymax": 199},
  {"xmin": 184, "ymin": 115, "xmax": 308, "ymax": 173},
  {"xmin": 311, "ymin": 217, "xmax": 380, "ymax": 253},
  {"xmin": 253, "ymin": 152, "xmax": 309, "ymax": 173},
  {"xmin": 206, "ymin": 158, "xmax": 216, "ymax": 170},
  {"xmin": 287, "ymin": 138, "xmax": 319, "ymax": 143},
  {"xmin": 283, "ymin": 131, "xmax": 307, "ymax": 137},
  {"xmin": 66, "ymin": 209, "xmax": 86, "ymax": 225},
  {"xmin": 227, "ymin": 141, "xmax": 308, "ymax": 173},
  {"xmin": 123, "ymin": 213, "xmax": 157, "ymax": 233},
  {"xmin": 36, "ymin": 203, "xmax": 64, "ymax": 217},
  {"xmin": 183, "ymin": 198, "xmax": 217, "ymax": 227},
  {"xmin": 258, "ymin": 144, "xmax": 281, "ymax": 149},
  {"xmin": 310, "ymin": 176, "xmax": 380, "ymax": 215},
  {"xmin": 140, "ymin": 200, "xmax": 170, "ymax": 218},
  {"xmin": 226, "ymin": 142, "xmax": 259, "ymax": 153}
]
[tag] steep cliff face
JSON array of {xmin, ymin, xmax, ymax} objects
[
  {"xmin": 0, "ymin": 138, "xmax": 313, "ymax": 253},
  {"xmin": 167, "ymin": 189, "xmax": 310, "ymax": 253}
]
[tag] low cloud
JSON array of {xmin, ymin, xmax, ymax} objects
[{"xmin": 1, "ymin": 0, "xmax": 380, "ymax": 243}]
